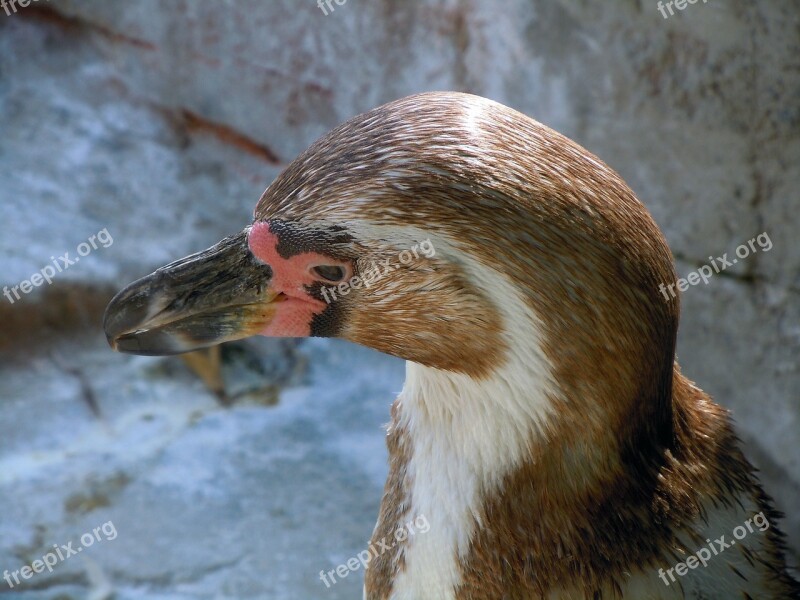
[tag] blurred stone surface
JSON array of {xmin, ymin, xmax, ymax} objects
[
  {"xmin": 0, "ymin": 0, "xmax": 797, "ymax": 597},
  {"xmin": 0, "ymin": 334, "xmax": 398, "ymax": 599}
]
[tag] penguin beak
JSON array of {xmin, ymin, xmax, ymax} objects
[{"xmin": 103, "ymin": 229, "xmax": 280, "ymax": 355}]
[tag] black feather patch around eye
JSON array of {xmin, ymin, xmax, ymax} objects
[{"xmin": 266, "ymin": 219, "xmax": 354, "ymax": 260}]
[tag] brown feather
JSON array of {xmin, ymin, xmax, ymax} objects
[{"xmin": 253, "ymin": 92, "xmax": 799, "ymax": 599}]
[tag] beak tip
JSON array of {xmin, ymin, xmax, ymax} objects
[
  {"xmin": 103, "ymin": 284, "xmax": 155, "ymax": 353},
  {"xmin": 102, "ymin": 311, "xmax": 126, "ymax": 353}
]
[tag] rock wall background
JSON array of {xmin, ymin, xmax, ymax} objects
[{"xmin": 0, "ymin": 1, "xmax": 797, "ymax": 598}]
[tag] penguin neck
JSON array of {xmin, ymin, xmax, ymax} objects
[
  {"xmin": 373, "ymin": 357, "xmax": 683, "ymax": 599},
  {"xmin": 376, "ymin": 355, "xmax": 567, "ymax": 599}
]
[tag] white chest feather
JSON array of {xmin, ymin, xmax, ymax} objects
[{"xmin": 387, "ymin": 249, "xmax": 560, "ymax": 599}]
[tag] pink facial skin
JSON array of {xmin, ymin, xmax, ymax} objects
[{"xmin": 248, "ymin": 221, "xmax": 338, "ymax": 337}]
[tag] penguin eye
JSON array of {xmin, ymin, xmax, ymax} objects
[{"xmin": 312, "ymin": 265, "xmax": 347, "ymax": 282}]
